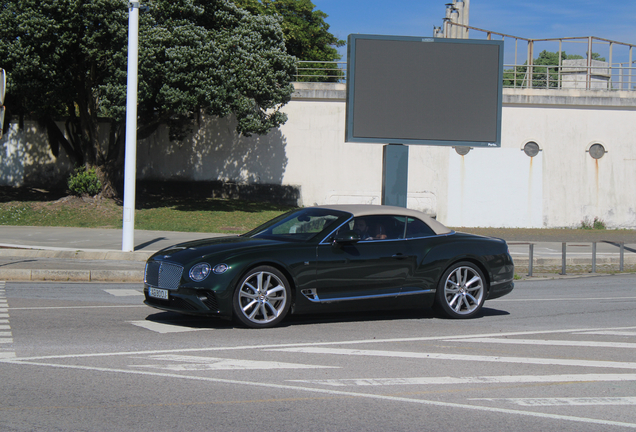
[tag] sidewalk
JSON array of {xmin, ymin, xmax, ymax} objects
[
  {"xmin": 0, "ymin": 226, "xmax": 634, "ymax": 282},
  {"xmin": 0, "ymin": 226, "xmax": 226, "ymax": 282}
]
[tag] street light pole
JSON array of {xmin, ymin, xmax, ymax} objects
[{"xmin": 122, "ymin": 2, "xmax": 140, "ymax": 252}]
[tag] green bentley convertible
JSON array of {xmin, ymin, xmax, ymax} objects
[{"xmin": 143, "ymin": 205, "xmax": 515, "ymax": 328}]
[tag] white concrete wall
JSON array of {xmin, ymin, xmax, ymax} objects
[
  {"xmin": 2, "ymin": 84, "xmax": 636, "ymax": 229},
  {"xmin": 0, "ymin": 120, "xmax": 72, "ymax": 187}
]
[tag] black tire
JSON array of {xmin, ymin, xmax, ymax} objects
[
  {"xmin": 232, "ymin": 266, "xmax": 291, "ymax": 328},
  {"xmin": 435, "ymin": 261, "xmax": 486, "ymax": 319}
]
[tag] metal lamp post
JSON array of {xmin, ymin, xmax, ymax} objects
[{"xmin": 122, "ymin": 2, "xmax": 140, "ymax": 252}]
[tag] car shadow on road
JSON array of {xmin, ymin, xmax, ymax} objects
[{"xmin": 143, "ymin": 306, "xmax": 510, "ymax": 330}]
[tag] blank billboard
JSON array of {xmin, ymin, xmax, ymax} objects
[{"xmin": 346, "ymin": 35, "xmax": 504, "ymax": 147}]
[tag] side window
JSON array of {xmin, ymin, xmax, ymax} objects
[
  {"xmin": 405, "ymin": 217, "xmax": 436, "ymax": 238},
  {"xmin": 352, "ymin": 216, "xmax": 406, "ymax": 241}
]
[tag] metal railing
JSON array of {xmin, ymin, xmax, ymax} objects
[
  {"xmin": 295, "ymin": 61, "xmax": 347, "ymax": 83},
  {"xmin": 503, "ymin": 63, "xmax": 635, "ymax": 91},
  {"xmin": 513, "ymin": 241, "xmax": 633, "ymax": 277},
  {"xmin": 295, "ymin": 60, "xmax": 635, "ymax": 90}
]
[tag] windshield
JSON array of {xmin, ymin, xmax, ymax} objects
[{"xmin": 243, "ymin": 208, "xmax": 350, "ymax": 242}]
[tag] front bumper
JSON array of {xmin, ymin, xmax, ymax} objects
[{"xmin": 144, "ymin": 285, "xmax": 224, "ymax": 317}]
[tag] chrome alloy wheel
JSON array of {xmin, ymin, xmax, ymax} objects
[
  {"xmin": 437, "ymin": 262, "xmax": 486, "ymax": 319},
  {"xmin": 234, "ymin": 266, "xmax": 290, "ymax": 328}
]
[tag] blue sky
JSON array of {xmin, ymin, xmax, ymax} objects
[{"xmin": 313, "ymin": 0, "xmax": 636, "ymax": 64}]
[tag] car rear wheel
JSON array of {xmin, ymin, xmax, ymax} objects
[
  {"xmin": 233, "ymin": 266, "xmax": 291, "ymax": 328},
  {"xmin": 435, "ymin": 262, "xmax": 486, "ymax": 319}
]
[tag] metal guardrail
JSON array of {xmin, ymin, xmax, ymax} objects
[
  {"xmin": 295, "ymin": 61, "xmax": 636, "ymax": 90},
  {"xmin": 518, "ymin": 242, "xmax": 629, "ymax": 277}
]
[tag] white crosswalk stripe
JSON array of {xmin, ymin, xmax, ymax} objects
[{"xmin": 0, "ymin": 281, "xmax": 15, "ymax": 358}]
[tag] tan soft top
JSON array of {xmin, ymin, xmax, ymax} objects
[{"xmin": 311, "ymin": 204, "xmax": 452, "ymax": 235}]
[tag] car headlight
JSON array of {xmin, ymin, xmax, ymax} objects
[
  {"xmin": 212, "ymin": 263, "xmax": 229, "ymax": 274},
  {"xmin": 189, "ymin": 263, "xmax": 211, "ymax": 282}
]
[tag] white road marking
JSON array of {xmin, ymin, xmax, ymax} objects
[
  {"xmin": 472, "ymin": 397, "xmax": 636, "ymax": 407},
  {"xmin": 129, "ymin": 320, "xmax": 213, "ymax": 334},
  {"xmin": 290, "ymin": 373, "xmax": 636, "ymax": 387},
  {"xmin": 5, "ymin": 325, "xmax": 636, "ymax": 363},
  {"xmin": 103, "ymin": 289, "xmax": 143, "ymax": 297},
  {"xmin": 270, "ymin": 347, "xmax": 636, "ymax": 370},
  {"xmin": 5, "ymin": 359, "xmax": 636, "ymax": 429},
  {"xmin": 493, "ymin": 296, "xmax": 636, "ymax": 302},
  {"xmin": 451, "ymin": 337, "xmax": 636, "ymax": 349},
  {"xmin": 131, "ymin": 354, "xmax": 337, "ymax": 371},
  {"xmin": 0, "ymin": 283, "xmax": 13, "ymax": 357},
  {"xmin": 8, "ymin": 305, "xmax": 145, "ymax": 310},
  {"xmin": 577, "ymin": 331, "xmax": 636, "ymax": 336}
]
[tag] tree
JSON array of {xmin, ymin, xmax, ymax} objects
[
  {"xmin": 0, "ymin": 0, "xmax": 296, "ymax": 195},
  {"xmin": 233, "ymin": 0, "xmax": 345, "ymax": 81}
]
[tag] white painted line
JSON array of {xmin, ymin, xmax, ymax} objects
[
  {"xmin": 0, "ymin": 325, "xmax": 9, "ymax": 330},
  {"xmin": 131, "ymin": 354, "xmax": 337, "ymax": 371},
  {"xmin": 270, "ymin": 347, "xmax": 636, "ymax": 370},
  {"xmin": 0, "ymin": 319, "xmax": 8, "ymax": 324},
  {"xmin": 451, "ymin": 338, "xmax": 636, "ymax": 349},
  {"xmin": 6, "ymin": 359, "xmax": 636, "ymax": 429},
  {"xmin": 492, "ymin": 296, "xmax": 636, "ymax": 302},
  {"xmin": 0, "ymin": 351, "xmax": 15, "ymax": 359},
  {"xmin": 129, "ymin": 320, "xmax": 213, "ymax": 334},
  {"xmin": 290, "ymin": 373, "xmax": 636, "ymax": 387},
  {"xmin": 7, "ymin": 305, "xmax": 145, "ymax": 311},
  {"xmin": 0, "ymin": 338, "xmax": 14, "ymax": 344},
  {"xmin": 104, "ymin": 289, "xmax": 143, "ymax": 297},
  {"xmin": 0, "ymin": 314, "xmax": 8, "ymax": 318},
  {"xmin": 6, "ymin": 325, "xmax": 636, "ymax": 363},
  {"xmin": 472, "ymin": 397, "xmax": 636, "ymax": 407},
  {"xmin": 577, "ymin": 331, "xmax": 636, "ymax": 336},
  {"xmin": 0, "ymin": 331, "xmax": 12, "ymax": 337}
]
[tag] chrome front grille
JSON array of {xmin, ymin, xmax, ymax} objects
[{"xmin": 144, "ymin": 261, "xmax": 184, "ymax": 289}]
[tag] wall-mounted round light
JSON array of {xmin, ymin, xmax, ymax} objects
[
  {"xmin": 454, "ymin": 146, "xmax": 471, "ymax": 156},
  {"xmin": 523, "ymin": 141, "xmax": 540, "ymax": 157},
  {"xmin": 588, "ymin": 143, "xmax": 606, "ymax": 159}
]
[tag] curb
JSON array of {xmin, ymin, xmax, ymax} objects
[
  {"xmin": 0, "ymin": 249, "xmax": 152, "ymax": 261},
  {"xmin": 0, "ymin": 269, "xmax": 144, "ymax": 282}
]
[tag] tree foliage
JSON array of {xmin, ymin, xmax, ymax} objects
[
  {"xmin": 233, "ymin": 0, "xmax": 344, "ymax": 61},
  {"xmin": 0, "ymin": 0, "xmax": 296, "ymax": 194},
  {"xmin": 233, "ymin": 0, "xmax": 345, "ymax": 81}
]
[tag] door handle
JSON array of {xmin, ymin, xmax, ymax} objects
[{"xmin": 392, "ymin": 253, "xmax": 408, "ymax": 260}]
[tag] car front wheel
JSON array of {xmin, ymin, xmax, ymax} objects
[
  {"xmin": 233, "ymin": 266, "xmax": 291, "ymax": 328},
  {"xmin": 435, "ymin": 262, "xmax": 486, "ymax": 319}
]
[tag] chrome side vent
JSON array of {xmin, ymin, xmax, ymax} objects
[{"xmin": 301, "ymin": 289, "xmax": 320, "ymax": 302}]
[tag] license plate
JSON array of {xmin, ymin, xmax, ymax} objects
[{"xmin": 149, "ymin": 287, "xmax": 169, "ymax": 300}]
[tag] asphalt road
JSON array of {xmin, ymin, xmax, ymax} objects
[{"xmin": 1, "ymin": 276, "xmax": 636, "ymax": 431}]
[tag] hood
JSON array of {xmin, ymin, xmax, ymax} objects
[{"xmin": 149, "ymin": 235, "xmax": 285, "ymax": 263}]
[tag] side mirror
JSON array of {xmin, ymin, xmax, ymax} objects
[{"xmin": 333, "ymin": 230, "xmax": 360, "ymax": 245}]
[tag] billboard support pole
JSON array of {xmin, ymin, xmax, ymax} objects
[{"xmin": 382, "ymin": 144, "xmax": 408, "ymax": 208}]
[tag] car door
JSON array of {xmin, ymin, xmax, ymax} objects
[{"xmin": 313, "ymin": 215, "xmax": 416, "ymax": 303}]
